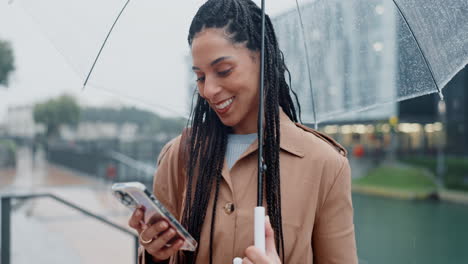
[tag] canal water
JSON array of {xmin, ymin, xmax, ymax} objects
[{"xmin": 353, "ymin": 193, "xmax": 468, "ymax": 264}]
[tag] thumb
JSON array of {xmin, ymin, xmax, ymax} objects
[{"xmin": 265, "ymin": 216, "xmax": 277, "ymax": 255}]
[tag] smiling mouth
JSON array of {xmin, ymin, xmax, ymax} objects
[{"xmin": 215, "ymin": 97, "xmax": 234, "ymax": 110}]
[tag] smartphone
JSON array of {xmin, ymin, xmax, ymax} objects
[{"xmin": 111, "ymin": 182, "xmax": 197, "ymax": 251}]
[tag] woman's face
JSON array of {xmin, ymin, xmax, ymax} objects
[{"xmin": 191, "ymin": 28, "xmax": 260, "ymax": 134}]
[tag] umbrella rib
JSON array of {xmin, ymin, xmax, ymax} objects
[
  {"xmin": 257, "ymin": 0, "xmax": 266, "ymax": 207},
  {"xmin": 392, "ymin": 0, "xmax": 444, "ymax": 100},
  {"xmin": 83, "ymin": 0, "xmax": 132, "ymax": 90},
  {"xmin": 294, "ymin": 0, "xmax": 318, "ymax": 129}
]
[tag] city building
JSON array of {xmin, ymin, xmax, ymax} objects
[
  {"xmin": 271, "ymin": 1, "xmax": 468, "ymax": 156},
  {"xmin": 59, "ymin": 122, "xmax": 138, "ymax": 142},
  {"xmin": 5, "ymin": 105, "xmax": 44, "ymax": 138},
  {"xmin": 272, "ymin": 0, "xmax": 397, "ymax": 123}
]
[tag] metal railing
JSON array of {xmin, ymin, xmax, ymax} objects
[
  {"xmin": 48, "ymin": 146, "xmax": 154, "ymax": 190},
  {"xmin": 1, "ymin": 193, "xmax": 139, "ymax": 264}
]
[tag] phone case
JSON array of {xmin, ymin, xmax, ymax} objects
[{"xmin": 111, "ymin": 182, "xmax": 197, "ymax": 251}]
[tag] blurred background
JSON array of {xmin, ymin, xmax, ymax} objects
[{"xmin": 1, "ymin": 0, "xmax": 467, "ymax": 263}]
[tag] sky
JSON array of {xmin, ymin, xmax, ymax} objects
[{"xmin": 0, "ymin": 0, "xmax": 301, "ymax": 123}]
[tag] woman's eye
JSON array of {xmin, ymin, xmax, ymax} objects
[
  {"xmin": 218, "ymin": 69, "xmax": 232, "ymax": 77},
  {"xmin": 196, "ymin": 76, "xmax": 205, "ymax": 83}
]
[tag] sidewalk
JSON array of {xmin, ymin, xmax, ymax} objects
[
  {"xmin": 1, "ymin": 147, "xmax": 98, "ymax": 191},
  {"xmin": 0, "ymin": 147, "xmax": 137, "ymax": 264},
  {"xmin": 0, "ymin": 168, "xmax": 15, "ymax": 187},
  {"xmin": 439, "ymin": 189, "xmax": 468, "ymax": 205}
]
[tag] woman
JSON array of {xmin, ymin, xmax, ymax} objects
[{"xmin": 128, "ymin": 0, "xmax": 357, "ymax": 263}]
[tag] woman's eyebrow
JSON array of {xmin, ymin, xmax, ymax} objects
[
  {"xmin": 192, "ymin": 56, "xmax": 232, "ymax": 71},
  {"xmin": 210, "ymin": 56, "xmax": 232, "ymax": 66}
]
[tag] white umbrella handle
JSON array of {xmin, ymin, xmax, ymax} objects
[
  {"xmin": 254, "ymin": 206, "xmax": 266, "ymax": 253},
  {"xmin": 233, "ymin": 207, "xmax": 266, "ymax": 263}
]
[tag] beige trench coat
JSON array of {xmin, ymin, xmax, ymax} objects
[{"xmin": 139, "ymin": 110, "xmax": 358, "ymax": 264}]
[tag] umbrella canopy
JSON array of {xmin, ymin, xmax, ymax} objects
[
  {"xmin": 13, "ymin": 0, "xmax": 468, "ymax": 124},
  {"xmin": 276, "ymin": 0, "xmax": 468, "ymax": 123},
  {"xmin": 15, "ymin": 0, "xmax": 206, "ymax": 116}
]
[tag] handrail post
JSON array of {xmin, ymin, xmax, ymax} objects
[
  {"xmin": 1, "ymin": 197, "xmax": 11, "ymax": 264},
  {"xmin": 134, "ymin": 236, "xmax": 140, "ymax": 264}
]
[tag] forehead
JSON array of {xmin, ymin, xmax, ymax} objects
[{"xmin": 191, "ymin": 28, "xmax": 252, "ymax": 66}]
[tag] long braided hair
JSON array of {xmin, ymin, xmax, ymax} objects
[{"xmin": 181, "ymin": 0, "xmax": 301, "ymax": 263}]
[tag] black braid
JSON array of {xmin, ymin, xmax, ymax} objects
[
  {"xmin": 182, "ymin": 0, "xmax": 302, "ymax": 263},
  {"xmin": 265, "ymin": 25, "xmax": 286, "ymax": 257}
]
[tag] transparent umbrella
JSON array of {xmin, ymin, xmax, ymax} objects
[{"xmin": 13, "ymin": 0, "xmax": 468, "ymax": 124}]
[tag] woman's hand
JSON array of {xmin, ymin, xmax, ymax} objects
[
  {"xmin": 128, "ymin": 206, "xmax": 184, "ymax": 262},
  {"xmin": 242, "ymin": 217, "xmax": 281, "ymax": 264}
]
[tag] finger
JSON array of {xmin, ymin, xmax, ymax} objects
[
  {"xmin": 143, "ymin": 220, "xmax": 169, "ymax": 239},
  {"xmin": 140, "ymin": 221, "xmax": 169, "ymax": 246},
  {"xmin": 245, "ymin": 246, "xmax": 269, "ymax": 264},
  {"xmin": 242, "ymin": 257, "xmax": 253, "ymax": 264},
  {"xmin": 153, "ymin": 239, "xmax": 184, "ymax": 260},
  {"xmin": 265, "ymin": 216, "xmax": 277, "ymax": 255},
  {"xmin": 146, "ymin": 228, "xmax": 178, "ymax": 255},
  {"xmin": 128, "ymin": 208, "xmax": 144, "ymax": 232}
]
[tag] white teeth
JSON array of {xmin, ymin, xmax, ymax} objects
[{"xmin": 215, "ymin": 98, "xmax": 234, "ymax": 110}]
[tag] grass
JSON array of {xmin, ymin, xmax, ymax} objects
[
  {"xmin": 353, "ymin": 165, "xmax": 437, "ymax": 198},
  {"xmin": 400, "ymin": 157, "xmax": 468, "ymax": 192}
]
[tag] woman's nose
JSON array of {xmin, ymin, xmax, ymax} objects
[{"xmin": 201, "ymin": 76, "xmax": 222, "ymax": 102}]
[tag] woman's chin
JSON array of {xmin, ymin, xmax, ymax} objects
[
  {"xmin": 218, "ymin": 116, "xmax": 237, "ymax": 128},
  {"xmin": 213, "ymin": 107, "xmax": 236, "ymax": 127}
]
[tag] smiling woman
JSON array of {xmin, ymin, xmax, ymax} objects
[{"xmin": 127, "ymin": 0, "xmax": 358, "ymax": 263}]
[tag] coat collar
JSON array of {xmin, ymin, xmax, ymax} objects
[
  {"xmin": 278, "ymin": 109, "xmax": 305, "ymax": 158},
  {"xmin": 222, "ymin": 108, "xmax": 304, "ymax": 193}
]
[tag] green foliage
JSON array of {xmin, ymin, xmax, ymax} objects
[
  {"xmin": 400, "ymin": 157, "xmax": 468, "ymax": 191},
  {"xmin": 0, "ymin": 39, "xmax": 15, "ymax": 87},
  {"xmin": 353, "ymin": 165, "xmax": 437, "ymax": 193},
  {"xmin": 33, "ymin": 94, "xmax": 80, "ymax": 137},
  {"xmin": 81, "ymin": 106, "xmax": 186, "ymax": 136},
  {"xmin": 0, "ymin": 139, "xmax": 16, "ymax": 167}
]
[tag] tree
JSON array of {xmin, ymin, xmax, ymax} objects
[
  {"xmin": 81, "ymin": 106, "xmax": 186, "ymax": 136},
  {"xmin": 0, "ymin": 39, "xmax": 15, "ymax": 87},
  {"xmin": 33, "ymin": 95, "xmax": 80, "ymax": 137}
]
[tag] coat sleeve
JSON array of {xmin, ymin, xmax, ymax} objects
[
  {"xmin": 312, "ymin": 157, "xmax": 358, "ymax": 264},
  {"xmin": 139, "ymin": 135, "xmax": 183, "ymax": 264},
  {"xmin": 152, "ymin": 135, "xmax": 184, "ymax": 219}
]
